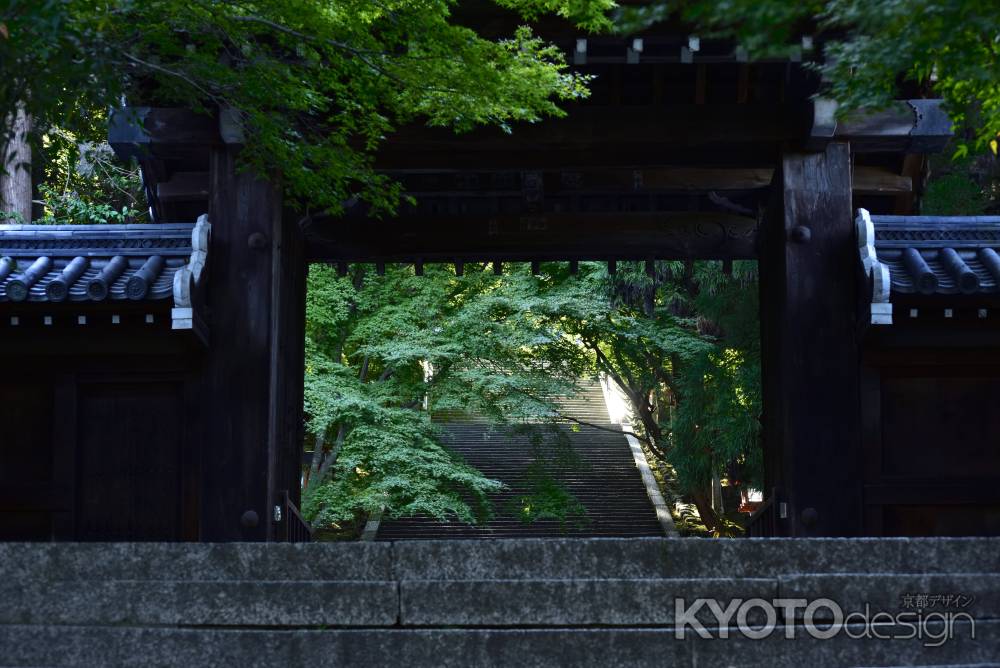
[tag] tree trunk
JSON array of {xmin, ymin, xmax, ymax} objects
[
  {"xmin": 690, "ymin": 489, "xmax": 720, "ymax": 532},
  {"xmin": 305, "ymin": 432, "xmax": 325, "ymax": 489},
  {"xmin": 305, "ymin": 423, "xmax": 347, "ymax": 496},
  {"xmin": 1, "ymin": 104, "xmax": 31, "ymax": 222}
]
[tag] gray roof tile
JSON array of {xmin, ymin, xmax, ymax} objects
[
  {"xmin": 0, "ymin": 223, "xmax": 196, "ymax": 303},
  {"xmin": 860, "ymin": 210, "xmax": 1000, "ymax": 297}
]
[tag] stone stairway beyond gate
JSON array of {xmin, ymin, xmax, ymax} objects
[
  {"xmin": 377, "ymin": 380, "xmax": 667, "ymax": 539},
  {"xmin": 1, "ymin": 538, "xmax": 999, "ymax": 667}
]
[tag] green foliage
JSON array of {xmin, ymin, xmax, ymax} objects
[
  {"xmin": 447, "ymin": 260, "xmax": 764, "ymax": 522},
  {"xmin": 535, "ymin": 261, "xmax": 761, "ymax": 492},
  {"xmin": 676, "ymin": 261, "xmax": 762, "ymax": 490},
  {"xmin": 671, "ymin": 347, "xmax": 762, "ymax": 492},
  {"xmin": 302, "ymin": 259, "xmax": 765, "ymax": 533},
  {"xmin": 495, "ymin": 0, "xmax": 617, "ymax": 31},
  {"xmin": 33, "ymin": 183, "xmax": 143, "ymax": 225},
  {"xmin": 3, "ymin": 0, "xmax": 612, "ymax": 215},
  {"xmin": 503, "ymin": 423, "xmax": 589, "ymax": 527},
  {"xmin": 922, "ymin": 173, "xmax": 988, "ymax": 215},
  {"xmin": 620, "ymin": 1, "xmax": 1000, "ymax": 157},
  {"xmin": 304, "ymin": 406, "xmax": 503, "ymax": 527},
  {"xmin": 0, "ymin": 208, "xmax": 24, "ymax": 223},
  {"xmin": 1, "ymin": 0, "xmax": 123, "ymax": 149},
  {"xmin": 507, "ymin": 460, "xmax": 588, "ymax": 526},
  {"xmin": 302, "ymin": 263, "xmax": 587, "ymax": 530},
  {"xmin": 0, "ymin": 114, "xmax": 146, "ymax": 224},
  {"xmin": 6, "ymin": 0, "xmax": 769, "ymax": 533},
  {"xmin": 35, "ymin": 123, "xmax": 147, "ymax": 224}
]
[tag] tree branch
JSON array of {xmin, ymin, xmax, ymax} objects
[
  {"xmin": 308, "ymin": 431, "xmax": 325, "ymax": 485},
  {"xmin": 308, "ymin": 423, "xmax": 348, "ymax": 494},
  {"xmin": 118, "ymin": 52, "xmax": 222, "ymax": 103},
  {"xmin": 550, "ymin": 412, "xmax": 649, "ymax": 444}
]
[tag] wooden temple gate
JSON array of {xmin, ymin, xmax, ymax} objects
[{"xmin": 5, "ymin": 16, "xmax": 992, "ymax": 541}]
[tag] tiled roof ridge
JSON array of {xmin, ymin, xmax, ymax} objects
[
  {"xmin": 0, "ymin": 215, "xmax": 210, "ymax": 333},
  {"xmin": 857, "ymin": 208, "xmax": 1000, "ymax": 326},
  {"xmin": 0, "ymin": 222, "xmax": 198, "ymax": 257}
]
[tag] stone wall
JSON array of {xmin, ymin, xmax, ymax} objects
[{"xmin": 1, "ymin": 538, "xmax": 998, "ymax": 667}]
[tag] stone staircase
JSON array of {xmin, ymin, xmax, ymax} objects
[
  {"xmin": 378, "ymin": 380, "xmax": 666, "ymax": 539},
  {"xmin": 1, "ymin": 538, "xmax": 998, "ymax": 666}
]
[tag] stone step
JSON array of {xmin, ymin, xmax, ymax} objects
[
  {"xmin": 2, "ymin": 539, "xmax": 998, "ymax": 667},
  {"xmin": 5, "ymin": 539, "xmax": 1000, "ymax": 583},
  {"xmin": 0, "ymin": 542, "xmax": 392, "ymax": 582},
  {"xmin": 399, "ymin": 577, "xmax": 776, "ymax": 626},
  {"xmin": 2, "ymin": 573, "xmax": 996, "ymax": 629},
  {"xmin": 0, "ymin": 577, "xmax": 776, "ymax": 628},
  {"xmin": 859, "ymin": 665, "xmax": 1000, "ymax": 668},
  {"xmin": 0, "ymin": 580, "xmax": 397, "ymax": 627},
  {"xmin": 391, "ymin": 537, "xmax": 1000, "ymax": 580},
  {"xmin": 779, "ymin": 573, "xmax": 1000, "ymax": 621},
  {"xmin": 0, "ymin": 621, "xmax": 994, "ymax": 668}
]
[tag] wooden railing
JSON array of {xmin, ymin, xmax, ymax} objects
[{"xmin": 278, "ymin": 490, "xmax": 313, "ymax": 543}]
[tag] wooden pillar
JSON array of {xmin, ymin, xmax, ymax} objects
[
  {"xmin": 201, "ymin": 144, "xmax": 305, "ymax": 540},
  {"xmin": 759, "ymin": 142, "xmax": 862, "ymax": 536},
  {"xmin": 269, "ymin": 208, "xmax": 308, "ymax": 527}
]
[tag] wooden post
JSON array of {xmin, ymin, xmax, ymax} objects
[
  {"xmin": 269, "ymin": 209, "xmax": 308, "ymax": 535},
  {"xmin": 200, "ymin": 144, "xmax": 304, "ymax": 540},
  {"xmin": 758, "ymin": 142, "xmax": 862, "ymax": 536}
]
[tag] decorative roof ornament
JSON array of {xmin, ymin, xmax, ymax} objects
[
  {"xmin": 856, "ymin": 208, "xmax": 892, "ymax": 325},
  {"xmin": 856, "ymin": 208, "xmax": 1000, "ymax": 326},
  {"xmin": 172, "ymin": 214, "xmax": 211, "ymax": 330}
]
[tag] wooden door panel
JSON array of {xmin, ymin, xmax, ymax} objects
[
  {"xmin": 0, "ymin": 382, "xmax": 54, "ymax": 540},
  {"xmin": 76, "ymin": 382, "xmax": 183, "ymax": 540},
  {"xmin": 863, "ymin": 361, "xmax": 1000, "ymax": 536}
]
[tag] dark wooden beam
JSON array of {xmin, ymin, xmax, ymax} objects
[
  {"xmin": 386, "ymin": 144, "xmax": 788, "ymax": 170},
  {"xmin": 809, "ymin": 99, "xmax": 952, "ymax": 154},
  {"xmin": 157, "ymin": 171, "xmax": 210, "ymax": 202},
  {"xmin": 379, "ymin": 100, "xmax": 947, "ymax": 170},
  {"xmin": 619, "ymin": 167, "xmax": 774, "ymax": 190},
  {"xmin": 395, "ymin": 167, "xmax": 776, "ymax": 193},
  {"xmin": 377, "ymin": 104, "xmax": 811, "ymax": 170},
  {"xmin": 758, "ymin": 142, "xmax": 862, "ymax": 537},
  {"xmin": 305, "ymin": 211, "xmax": 758, "ymax": 263},
  {"xmin": 893, "ymin": 154, "xmax": 926, "ymax": 214},
  {"xmin": 852, "ymin": 166, "xmax": 912, "ymax": 195},
  {"xmin": 394, "ymin": 165, "xmax": 909, "ymax": 195},
  {"xmin": 108, "ymin": 108, "xmax": 225, "ymax": 158}
]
